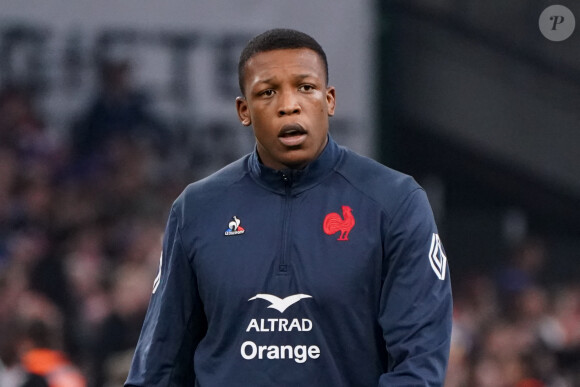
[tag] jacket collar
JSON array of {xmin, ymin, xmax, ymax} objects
[{"xmin": 247, "ymin": 135, "xmax": 342, "ymax": 194}]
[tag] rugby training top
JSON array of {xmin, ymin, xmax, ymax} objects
[{"xmin": 125, "ymin": 136, "xmax": 452, "ymax": 387}]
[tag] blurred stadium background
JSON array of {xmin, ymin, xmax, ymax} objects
[{"xmin": 0, "ymin": 1, "xmax": 579, "ymax": 386}]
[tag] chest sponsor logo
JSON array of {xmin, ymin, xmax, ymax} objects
[
  {"xmin": 429, "ymin": 233, "xmax": 447, "ymax": 280},
  {"xmin": 323, "ymin": 205, "xmax": 355, "ymax": 241},
  {"xmin": 241, "ymin": 293, "xmax": 320, "ymax": 363},
  {"xmin": 248, "ymin": 293, "xmax": 312, "ymax": 313},
  {"xmin": 224, "ymin": 216, "xmax": 245, "ymax": 236}
]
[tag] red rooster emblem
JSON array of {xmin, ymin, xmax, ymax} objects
[{"xmin": 323, "ymin": 205, "xmax": 355, "ymax": 241}]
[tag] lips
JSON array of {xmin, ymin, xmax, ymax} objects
[
  {"xmin": 278, "ymin": 124, "xmax": 307, "ymax": 147},
  {"xmin": 278, "ymin": 123, "xmax": 307, "ymax": 137}
]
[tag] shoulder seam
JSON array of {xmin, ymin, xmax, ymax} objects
[
  {"xmin": 387, "ymin": 187, "xmax": 424, "ymax": 228},
  {"xmin": 333, "ymin": 165, "xmax": 423, "ymax": 225},
  {"xmin": 167, "ymin": 206, "xmax": 196, "ymax": 385},
  {"xmin": 169, "ymin": 205, "xmax": 192, "ymax": 265},
  {"xmin": 333, "ymin": 168, "xmax": 393, "ymax": 220}
]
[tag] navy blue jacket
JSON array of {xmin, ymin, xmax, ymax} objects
[{"xmin": 125, "ymin": 137, "xmax": 452, "ymax": 386}]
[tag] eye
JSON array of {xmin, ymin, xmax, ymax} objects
[
  {"xmin": 299, "ymin": 84, "xmax": 314, "ymax": 92},
  {"xmin": 258, "ymin": 89, "xmax": 275, "ymax": 97}
]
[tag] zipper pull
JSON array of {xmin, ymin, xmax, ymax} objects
[
  {"xmin": 281, "ymin": 173, "xmax": 292, "ymax": 195},
  {"xmin": 281, "ymin": 173, "xmax": 291, "ymax": 185}
]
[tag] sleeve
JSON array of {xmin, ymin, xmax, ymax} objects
[
  {"xmin": 378, "ymin": 188, "xmax": 452, "ymax": 386},
  {"xmin": 125, "ymin": 206, "xmax": 207, "ymax": 386}
]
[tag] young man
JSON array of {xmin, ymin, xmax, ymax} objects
[{"xmin": 125, "ymin": 28, "xmax": 452, "ymax": 386}]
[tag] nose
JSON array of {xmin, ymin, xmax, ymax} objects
[{"xmin": 277, "ymin": 91, "xmax": 301, "ymax": 116}]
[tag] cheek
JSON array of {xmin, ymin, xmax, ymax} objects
[
  {"xmin": 249, "ymin": 105, "xmax": 269, "ymax": 124},
  {"xmin": 317, "ymin": 102, "xmax": 329, "ymax": 120},
  {"xmin": 315, "ymin": 99, "xmax": 327, "ymax": 114},
  {"xmin": 250, "ymin": 115, "xmax": 267, "ymax": 133},
  {"xmin": 249, "ymin": 115, "xmax": 275, "ymax": 141}
]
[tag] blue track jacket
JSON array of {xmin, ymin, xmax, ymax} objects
[{"xmin": 126, "ymin": 136, "xmax": 452, "ymax": 386}]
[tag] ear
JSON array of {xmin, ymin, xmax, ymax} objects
[
  {"xmin": 236, "ymin": 97, "xmax": 251, "ymax": 126},
  {"xmin": 326, "ymin": 86, "xmax": 336, "ymax": 117}
]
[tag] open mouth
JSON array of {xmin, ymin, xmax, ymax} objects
[
  {"xmin": 278, "ymin": 124, "xmax": 307, "ymax": 147},
  {"xmin": 278, "ymin": 124, "xmax": 307, "ymax": 138}
]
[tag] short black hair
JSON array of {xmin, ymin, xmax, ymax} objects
[{"xmin": 238, "ymin": 28, "xmax": 328, "ymax": 95}]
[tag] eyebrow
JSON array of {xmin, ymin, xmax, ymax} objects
[{"xmin": 255, "ymin": 73, "xmax": 316, "ymax": 85}]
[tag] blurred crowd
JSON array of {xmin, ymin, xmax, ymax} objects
[
  {"xmin": 448, "ymin": 240, "xmax": 580, "ymax": 387},
  {"xmin": 1, "ymin": 62, "xmax": 579, "ymax": 387},
  {"xmin": 0, "ymin": 61, "xmax": 184, "ymax": 387}
]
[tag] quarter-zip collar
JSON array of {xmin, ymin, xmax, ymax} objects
[{"xmin": 247, "ymin": 135, "xmax": 342, "ymax": 195}]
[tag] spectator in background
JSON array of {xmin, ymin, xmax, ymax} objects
[
  {"xmin": 0, "ymin": 147, "xmax": 18, "ymax": 266},
  {"xmin": 0, "ymin": 85, "xmax": 62, "ymax": 178},
  {"xmin": 496, "ymin": 238, "xmax": 547, "ymax": 303},
  {"xmin": 70, "ymin": 59, "xmax": 169, "ymax": 173},
  {"xmin": 18, "ymin": 318, "xmax": 87, "ymax": 387},
  {"xmin": 0, "ymin": 320, "xmax": 49, "ymax": 387},
  {"xmin": 90, "ymin": 263, "xmax": 155, "ymax": 387},
  {"xmin": 0, "ymin": 86, "xmax": 44, "ymax": 155}
]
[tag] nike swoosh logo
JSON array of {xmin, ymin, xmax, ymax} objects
[{"xmin": 248, "ymin": 293, "xmax": 312, "ymax": 313}]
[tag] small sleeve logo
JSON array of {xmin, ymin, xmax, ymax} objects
[
  {"xmin": 152, "ymin": 252, "xmax": 162, "ymax": 294},
  {"xmin": 429, "ymin": 233, "xmax": 447, "ymax": 280}
]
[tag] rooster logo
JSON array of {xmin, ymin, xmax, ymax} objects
[
  {"xmin": 248, "ymin": 293, "xmax": 312, "ymax": 313},
  {"xmin": 323, "ymin": 205, "xmax": 355, "ymax": 241}
]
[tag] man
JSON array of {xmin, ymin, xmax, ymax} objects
[
  {"xmin": 14, "ymin": 318, "xmax": 86, "ymax": 387},
  {"xmin": 125, "ymin": 28, "xmax": 452, "ymax": 386}
]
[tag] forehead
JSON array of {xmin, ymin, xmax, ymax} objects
[{"xmin": 243, "ymin": 48, "xmax": 326, "ymax": 82}]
